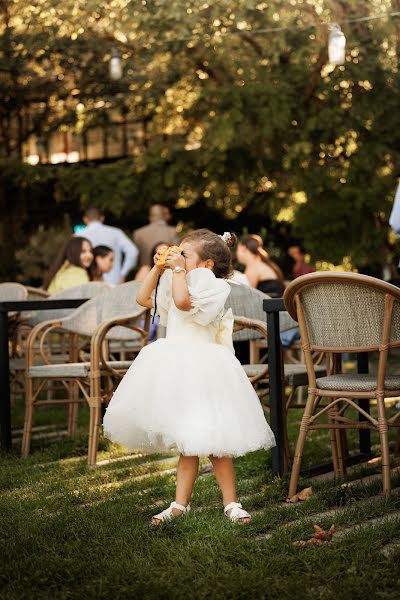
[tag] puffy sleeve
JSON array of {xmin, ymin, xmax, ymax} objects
[
  {"xmin": 186, "ymin": 268, "xmax": 231, "ymax": 327},
  {"xmin": 151, "ymin": 269, "xmax": 172, "ymax": 326}
]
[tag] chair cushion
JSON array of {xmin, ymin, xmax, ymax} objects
[
  {"xmin": 10, "ymin": 354, "xmax": 70, "ymax": 371},
  {"xmin": 284, "ymin": 364, "xmax": 326, "ymax": 387},
  {"xmin": 243, "ymin": 363, "xmax": 326, "ymax": 387},
  {"xmin": 316, "ymin": 373, "xmax": 400, "ymax": 392},
  {"xmin": 243, "ymin": 364, "xmax": 268, "ymax": 378},
  {"xmin": 29, "ymin": 360, "xmax": 133, "ymax": 378}
]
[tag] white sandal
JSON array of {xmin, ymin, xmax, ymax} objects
[
  {"xmin": 224, "ymin": 502, "xmax": 251, "ymax": 523},
  {"xmin": 151, "ymin": 501, "xmax": 191, "ymax": 525}
]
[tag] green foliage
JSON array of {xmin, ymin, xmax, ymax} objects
[{"xmin": 1, "ymin": 0, "xmax": 400, "ymax": 276}]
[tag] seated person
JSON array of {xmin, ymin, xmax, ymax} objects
[
  {"xmin": 43, "ymin": 237, "xmax": 93, "ymax": 294},
  {"xmin": 91, "ymin": 245, "xmax": 115, "ymax": 282},
  {"xmin": 236, "ymin": 235, "xmax": 285, "ymax": 297}
]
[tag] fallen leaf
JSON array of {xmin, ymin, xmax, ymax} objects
[
  {"xmin": 286, "ymin": 487, "xmax": 313, "ymax": 503},
  {"xmin": 313, "ymin": 525, "xmax": 326, "ymax": 540},
  {"xmin": 295, "ymin": 524, "xmax": 335, "ymax": 547}
]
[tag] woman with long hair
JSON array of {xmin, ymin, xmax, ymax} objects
[
  {"xmin": 43, "ymin": 237, "xmax": 93, "ymax": 293},
  {"xmin": 236, "ymin": 235, "xmax": 285, "ymax": 297}
]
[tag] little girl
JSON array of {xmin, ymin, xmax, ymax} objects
[{"xmin": 103, "ymin": 229, "xmax": 275, "ymax": 524}]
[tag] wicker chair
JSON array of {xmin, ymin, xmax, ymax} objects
[
  {"xmin": 0, "ymin": 283, "xmax": 28, "ymax": 353},
  {"xmin": 21, "ymin": 282, "xmax": 149, "ymax": 465},
  {"xmin": 23, "ymin": 282, "xmax": 110, "ymax": 327},
  {"xmin": 0, "ymin": 282, "xmax": 28, "ymax": 302},
  {"xmin": 233, "ymin": 315, "xmax": 326, "ymax": 469},
  {"xmin": 10, "ymin": 282, "xmax": 110, "ymax": 399},
  {"xmin": 284, "ymin": 272, "xmax": 400, "ymax": 498},
  {"xmin": 226, "ymin": 282, "xmax": 297, "ymax": 362},
  {"xmin": 0, "ymin": 282, "xmax": 28, "ymax": 322}
]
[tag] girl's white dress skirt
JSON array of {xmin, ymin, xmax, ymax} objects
[{"xmin": 103, "ymin": 268, "xmax": 276, "ymax": 457}]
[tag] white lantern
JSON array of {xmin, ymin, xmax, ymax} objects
[
  {"xmin": 109, "ymin": 49, "xmax": 122, "ymax": 80},
  {"xmin": 328, "ymin": 23, "xmax": 346, "ymax": 66}
]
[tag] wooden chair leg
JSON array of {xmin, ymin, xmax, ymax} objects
[
  {"xmin": 288, "ymin": 390, "xmax": 315, "ymax": 498},
  {"xmin": 332, "ymin": 402, "xmax": 346, "ymax": 477},
  {"xmin": 87, "ymin": 372, "xmax": 102, "ymax": 466},
  {"xmin": 89, "ymin": 403, "xmax": 101, "ymax": 466},
  {"xmin": 70, "ymin": 403, "xmax": 79, "ymax": 434},
  {"xmin": 327, "ymin": 405, "xmax": 340, "ymax": 475},
  {"xmin": 283, "ymin": 405, "xmax": 291, "ymax": 471},
  {"xmin": 377, "ymin": 394, "xmax": 391, "ymax": 495},
  {"xmin": 338, "ymin": 428, "xmax": 348, "ymax": 475},
  {"xmin": 67, "ymin": 382, "xmax": 79, "ymax": 436},
  {"xmin": 21, "ymin": 379, "xmax": 34, "ymax": 458},
  {"xmin": 87, "ymin": 403, "xmax": 97, "ymax": 466}
]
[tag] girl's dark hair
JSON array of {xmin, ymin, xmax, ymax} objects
[
  {"xmin": 150, "ymin": 241, "xmax": 169, "ymax": 258},
  {"xmin": 240, "ymin": 235, "xmax": 284, "ymax": 281},
  {"xmin": 91, "ymin": 245, "xmax": 114, "ymax": 280},
  {"xmin": 182, "ymin": 229, "xmax": 237, "ymax": 278},
  {"xmin": 93, "ymin": 245, "xmax": 113, "ymax": 258},
  {"xmin": 43, "ymin": 236, "xmax": 93, "ymax": 290}
]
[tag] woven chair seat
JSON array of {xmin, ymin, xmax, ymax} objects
[
  {"xmin": 108, "ymin": 339, "xmax": 143, "ymax": 350},
  {"xmin": 29, "ymin": 360, "xmax": 133, "ymax": 378},
  {"xmin": 243, "ymin": 363, "xmax": 326, "ymax": 386},
  {"xmin": 285, "ymin": 363, "xmax": 326, "ymax": 386},
  {"xmin": 316, "ymin": 373, "xmax": 400, "ymax": 392},
  {"xmin": 10, "ymin": 354, "xmax": 70, "ymax": 371},
  {"xmin": 243, "ymin": 364, "xmax": 268, "ymax": 378}
]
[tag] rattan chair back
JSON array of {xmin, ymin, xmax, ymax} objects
[
  {"xmin": 26, "ymin": 282, "xmax": 109, "ymax": 326},
  {"xmin": 0, "ymin": 282, "xmax": 28, "ymax": 302},
  {"xmin": 284, "ymin": 272, "xmax": 400, "ymax": 353},
  {"xmin": 60, "ymin": 281, "xmax": 143, "ymax": 339}
]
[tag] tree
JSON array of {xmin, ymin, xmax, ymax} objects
[{"xmin": 1, "ymin": 0, "xmax": 400, "ymax": 281}]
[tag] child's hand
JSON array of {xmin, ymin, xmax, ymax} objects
[
  {"xmin": 165, "ymin": 247, "xmax": 185, "ymax": 270},
  {"xmin": 153, "ymin": 246, "xmax": 168, "ymax": 269}
]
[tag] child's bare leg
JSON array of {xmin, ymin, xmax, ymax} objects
[
  {"xmin": 208, "ymin": 455, "xmax": 237, "ymax": 505},
  {"xmin": 209, "ymin": 455, "xmax": 250, "ymax": 522},
  {"xmin": 151, "ymin": 455, "xmax": 199, "ymax": 524},
  {"xmin": 175, "ymin": 454, "xmax": 199, "ymax": 509}
]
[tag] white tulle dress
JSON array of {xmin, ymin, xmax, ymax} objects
[{"xmin": 103, "ymin": 268, "xmax": 276, "ymax": 457}]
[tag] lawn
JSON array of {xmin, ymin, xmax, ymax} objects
[{"xmin": 1, "ymin": 390, "xmax": 400, "ymax": 600}]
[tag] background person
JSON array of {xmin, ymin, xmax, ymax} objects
[
  {"xmin": 236, "ymin": 235, "xmax": 285, "ymax": 297},
  {"xmin": 135, "ymin": 241, "xmax": 169, "ymax": 281},
  {"xmin": 91, "ymin": 245, "xmax": 115, "ymax": 282},
  {"xmin": 81, "ymin": 207, "xmax": 138, "ymax": 285},
  {"xmin": 43, "ymin": 237, "xmax": 93, "ymax": 293},
  {"xmin": 287, "ymin": 242, "xmax": 315, "ymax": 278},
  {"xmin": 133, "ymin": 204, "xmax": 179, "ymax": 273}
]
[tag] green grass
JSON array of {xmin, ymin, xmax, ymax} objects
[{"xmin": 2, "ymin": 393, "xmax": 400, "ymax": 599}]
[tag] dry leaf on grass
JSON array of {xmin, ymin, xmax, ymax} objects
[
  {"xmin": 286, "ymin": 487, "xmax": 313, "ymax": 503},
  {"xmin": 296, "ymin": 524, "xmax": 335, "ymax": 546}
]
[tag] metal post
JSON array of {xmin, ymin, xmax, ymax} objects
[
  {"xmin": 357, "ymin": 352, "xmax": 371, "ymax": 456},
  {"xmin": 0, "ymin": 309, "xmax": 11, "ymax": 451},
  {"xmin": 265, "ymin": 305, "xmax": 285, "ymax": 476}
]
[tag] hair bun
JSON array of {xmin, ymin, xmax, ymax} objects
[{"xmin": 219, "ymin": 231, "xmax": 237, "ymax": 248}]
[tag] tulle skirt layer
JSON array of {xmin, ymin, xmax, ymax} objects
[{"xmin": 103, "ymin": 338, "xmax": 276, "ymax": 457}]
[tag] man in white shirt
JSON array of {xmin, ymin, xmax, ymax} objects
[{"xmin": 80, "ymin": 207, "xmax": 139, "ymax": 284}]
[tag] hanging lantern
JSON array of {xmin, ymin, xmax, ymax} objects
[
  {"xmin": 109, "ymin": 48, "xmax": 122, "ymax": 80},
  {"xmin": 328, "ymin": 23, "xmax": 346, "ymax": 66}
]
